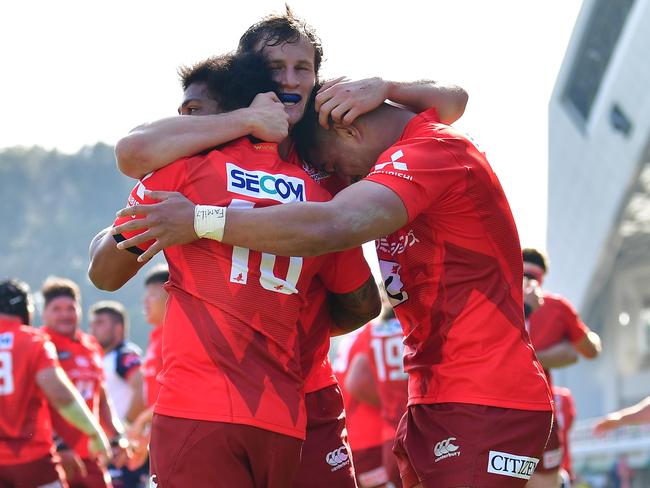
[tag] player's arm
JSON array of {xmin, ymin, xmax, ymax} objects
[
  {"xmin": 113, "ymin": 180, "xmax": 408, "ymax": 260},
  {"xmin": 573, "ymin": 330, "xmax": 602, "ymax": 359},
  {"xmin": 125, "ymin": 368, "xmax": 146, "ymax": 424},
  {"xmin": 98, "ymin": 384, "xmax": 125, "ymax": 439},
  {"xmin": 594, "ymin": 396, "xmax": 650, "ymax": 435},
  {"xmin": 534, "ymin": 340, "xmax": 578, "ymax": 369},
  {"xmin": 36, "ymin": 366, "xmax": 111, "ymax": 458},
  {"xmin": 116, "ymin": 93, "xmax": 288, "ymax": 179},
  {"xmin": 315, "ymin": 77, "xmax": 468, "ymax": 128},
  {"xmin": 88, "ymin": 227, "xmax": 145, "ymax": 291},
  {"xmin": 328, "ymin": 277, "xmax": 382, "ymax": 336},
  {"xmin": 345, "ymin": 352, "xmax": 380, "ymax": 407}
]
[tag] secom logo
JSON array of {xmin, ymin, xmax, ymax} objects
[{"xmin": 227, "ymin": 163, "xmax": 305, "ymax": 203}]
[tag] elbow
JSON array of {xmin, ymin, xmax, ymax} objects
[
  {"xmin": 115, "ymin": 135, "xmax": 147, "ymax": 179},
  {"xmin": 440, "ymin": 86, "xmax": 469, "ymax": 125},
  {"xmin": 88, "ymin": 262, "xmax": 124, "ymax": 292}
]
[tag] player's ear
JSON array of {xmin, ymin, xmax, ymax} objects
[{"xmin": 332, "ymin": 123, "xmax": 362, "ymax": 143}]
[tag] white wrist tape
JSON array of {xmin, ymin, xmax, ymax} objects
[{"xmin": 194, "ymin": 205, "xmax": 227, "ymax": 241}]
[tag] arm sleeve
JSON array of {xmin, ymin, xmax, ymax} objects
[
  {"xmin": 317, "ymin": 246, "xmax": 372, "ymax": 295},
  {"xmin": 33, "ymin": 337, "xmax": 60, "ymax": 373},
  {"xmin": 558, "ymin": 298, "xmax": 590, "ymax": 343},
  {"xmin": 116, "ymin": 348, "xmax": 143, "ymax": 380},
  {"xmin": 112, "ymin": 160, "xmax": 188, "ymax": 255}
]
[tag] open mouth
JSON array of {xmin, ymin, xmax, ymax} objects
[{"xmin": 279, "ymin": 93, "xmax": 302, "ymax": 106}]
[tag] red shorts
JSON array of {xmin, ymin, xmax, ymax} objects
[
  {"xmin": 68, "ymin": 458, "xmax": 111, "ymax": 488},
  {"xmin": 535, "ymin": 417, "xmax": 563, "ymax": 473},
  {"xmin": 353, "ymin": 445, "xmax": 388, "ymax": 488},
  {"xmin": 382, "ymin": 440, "xmax": 401, "ymax": 488},
  {"xmin": 292, "ymin": 385, "xmax": 357, "ymax": 488},
  {"xmin": 150, "ymin": 414, "xmax": 302, "ymax": 488},
  {"xmin": 0, "ymin": 454, "xmax": 67, "ymax": 488},
  {"xmin": 393, "ymin": 403, "xmax": 552, "ymax": 488}
]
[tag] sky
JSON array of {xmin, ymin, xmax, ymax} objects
[{"xmin": 1, "ymin": 0, "xmax": 584, "ymax": 249}]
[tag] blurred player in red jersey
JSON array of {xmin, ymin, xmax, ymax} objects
[
  {"xmin": 89, "ymin": 301, "xmax": 147, "ymax": 487},
  {"xmin": 0, "ymin": 279, "xmax": 111, "ymax": 488},
  {"xmin": 346, "ymin": 299, "xmax": 408, "ymax": 488},
  {"xmin": 41, "ymin": 277, "xmax": 127, "ymax": 488},
  {"xmin": 112, "ymin": 9, "xmax": 466, "ymax": 486},
  {"xmin": 334, "ymin": 327, "xmax": 388, "ymax": 488},
  {"xmin": 551, "ymin": 386, "xmax": 576, "ymax": 486},
  {"xmin": 522, "ymin": 248, "xmax": 601, "ymax": 488},
  {"xmin": 89, "ymin": 52, "xmax": 378, "ymax": 487},
  {"xmin": 118, "ymin": 83, "xmax": 561, "ymax": 486},
  {"xmin": 124, "ymin": 265, "xmax": 168, "ymax": 472}
]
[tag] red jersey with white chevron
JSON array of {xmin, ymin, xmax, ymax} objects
[
  {"xmin": 0, "ymin": 319, "xmax": 59, "ymax": 464},
  {"xmin": 286, "ymin": 146, "xmax": 370, "ymax": 394},
  {"xmin": 142, "ymin": 325, "xmax": 163, "ymax": 407},
  {"xmin": 367, "ymin": 318, "xmax": 408, "ymax": 441},
  {"xmin": 44, "ymin": 327, "xmax": 104, "ymax": 459},
  {"xmin": 364, "ymin": 108, "xmax": 552, "ymax": 411},
  {"xmin": 114, "ymin": 139, "xmax": 370, "ymax": 439},
  {"xmin": 332, "ymin": 326, "xmax": 384, "ymax": 451}
]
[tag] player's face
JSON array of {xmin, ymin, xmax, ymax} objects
[
  {"xmin": 178, "ymin": 82, "xmax": 221, "ymax": 116},
  {"xmin": 42, "ymin": 296, "xmax": 80, "ymax": 337},
  {"xmin": 257, "ymin": 36, "xmax": 316, "ymax": 126},
  {"xmin": 144, "ymin": 283, "xmax": 167, "ymax": 327},
  {"xmin": 89, "ymin": 313, "xmax": 119, "ymax": 350}
]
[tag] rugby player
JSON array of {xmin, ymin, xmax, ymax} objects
[
  {"xmin": 89, "ymin": 52, "xmax": 377, "ymax": 487},
  {"xmin": 523, "ymin": 248, "xmax": 601, "ymax": 488},
  {"xmin": 115, "ymin": 88, "xmax": 556, "ymax": 487},
  {"xmin": 41, "ymin": 277, "xmax": 127, "ymax": 488},
  {"xmin": 0, "ymin": 278, "xmax": 110, "ymax": 487}
]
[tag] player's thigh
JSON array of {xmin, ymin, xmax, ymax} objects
[
  {"xmin": 149, "ymin": 414, "xmax": 255, "ymax": 488},
  {"xmin": 244, "ymin": 427, "xmax": 302, "ymax": 488},
  {"xmin": 525, "ymin": 469, "xmax": 561, "ymax": 488},
  {"xmin": 396, "ymin": 403, "xmax": 552, "ymax": 488},
  {"xmin": 292, "ymin": 386, "xmax": 356, "ymax": 488}
]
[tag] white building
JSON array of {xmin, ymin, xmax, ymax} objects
[{"xmin": 548, "ymin": 0, "xmax": 650, "ymax": 482}]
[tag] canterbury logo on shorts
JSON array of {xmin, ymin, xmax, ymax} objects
[
  {"xmin": 325, "ymin": 445, "xmax": 350, "ymax": 471},
  {"xmin": 434, "ymin": 437, "xmax": 461, "ymax": 462},
  {"xmin": 487, "ymin": 450, "xmax": 539, "ymax": 480}
]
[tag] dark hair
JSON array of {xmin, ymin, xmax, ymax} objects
[
  {"xmin": 179, "ymin": 51, "xmax": 279, "ymax": 112},
  {"xmin": 145, "ymin": 264, "xmax": 169, "ymax": 286},
  {"xmin": 89, "ymin": 300, "xmax": 129, "ymax": 337},
  {"xmin": 238, "ymin": 4, "xmax": 323, "ymax": 76},
  {"xmin": 41, "ymin": 276, "xmax": 81, "ymax": 307},
  {"xmin": 522, "ymin": 248, "xmax": 549, "ymax": 273},
  {"xmin": 0, "ymin": 279, "xmax": 33, "ymax": 325},
  {"xmin": 292, "ymin": 83, "xmax": 325, "ymax": 163}
]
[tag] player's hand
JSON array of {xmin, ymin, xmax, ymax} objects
[
  {"xmin": 112, "ymin": 191, "xmax": 197, "ymax": 262},
  {"xmin": 248, "ymin": 92, "xmax": 289, "ymax": 142},
  {"xmin": 59, "ymin": 448, "xmax": 88, "ymax": 479},
  {"xmin": 315, "ymin": 76, "xmax": 389, "ymax": 128},
  {"xmin": 88, "ymin": 431, "xmax": 112, "ymax": 465},
  {"xmin": 593, "ymin": 414, "xmax": 622, "ymax": 436},
  {"xmin": 523, "ymin": 277, "xmax": 544, "ymax": 314}
]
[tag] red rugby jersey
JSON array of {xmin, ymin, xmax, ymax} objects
[
  {"xmin": 332, "ymin": 326, "xmax": 384, "ymax": 451},
  {"xmin": 142, "ymin": 325, "xmax": 163, "ymax": 407},
  {"xmin": 552, "ymin": 385, "xmax": 576, "ymax": 479},
  {"xmin": 114, "ymin": 139, "xmax": 369, "ymax": 439},
  {"xmin": 0, "ymin": 319, "xmax": 59, "ymax": 464},
  {"xmin": 43, "ymin": 327, "xmax": 104, "ymax": 459},
  {"xmin": 528, "ymin": 292, "xmax": 590, "ymax": 385},
  {"xmin": 364, "ymin": 108, "xmax": 552, "ymax": 411},
  {"xmin": 367, "ymin": 318, "xmax": 408, "ymax": 442},
  {"xmin": 286, "ymin": 146, "xmax": 370, "ymax": 394}
]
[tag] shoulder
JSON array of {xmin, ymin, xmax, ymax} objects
[{"xmin": 541, "ymin": 293, "xmax": 577, "ymax": 313}]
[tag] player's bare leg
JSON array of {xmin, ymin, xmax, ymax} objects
[{"xmin": 526, "ymin": 469, "xmax": 561, "ymax": 488}]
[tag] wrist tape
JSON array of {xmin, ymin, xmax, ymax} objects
[{"xmin": 194, "ymin": 205, "xmax": 227, "ymax": 241}]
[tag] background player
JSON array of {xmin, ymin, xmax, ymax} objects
[
  {"xmin": 345, "ymin": 297, "xmax": 408, "ymax": 488},
  {"xmin": 333, "ymin": 326, "xmax": 388, "ymax": 488},
  {"xmin": 0, "ymin": 278, "xmax": 110, "ymax": 488},
  {"xmin": 41, "ymin": 277, "xmax": 126, "ymax": 488},
  {"xmin": 522, "ymin": 248, "xmax": 601, "ymax": 487},
  {"xmin": 89, "ymin": 300, "xmax": 146, "ymax": 487}
]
